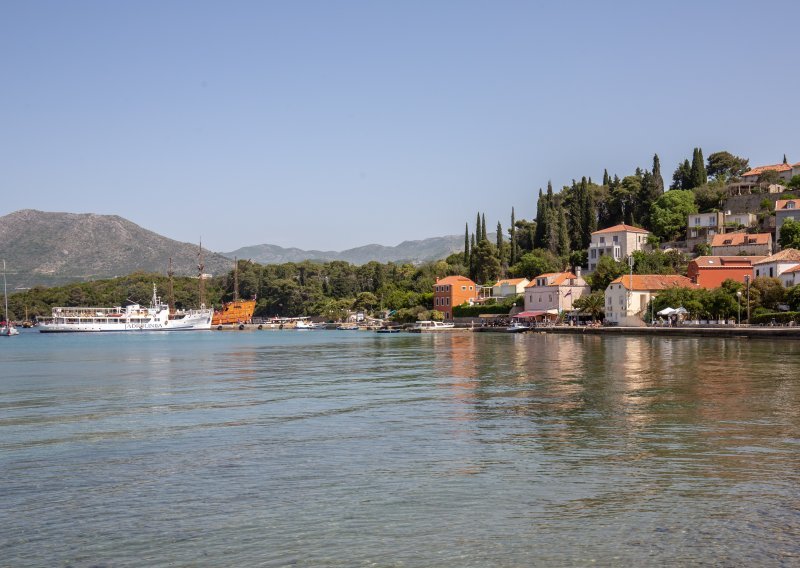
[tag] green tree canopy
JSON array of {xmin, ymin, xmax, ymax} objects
[
  {"xmin": 779, "ymin": 218, "xmax": 800, "ymax": 249},
  {"xmin": 509, "ymin": 249, "xmax": 562, "ymax": 280},
  {"xmin": 706, "ymin": 151, "xmax": 749, "ymax": 180},
  {"xmin": 649, "ymin": 190, "xmax": 698, "ymax": 241}
]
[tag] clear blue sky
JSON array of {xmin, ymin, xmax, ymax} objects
[{"xmin": 2, "ymin": 0, "xmax": 799, "ymax": 252}]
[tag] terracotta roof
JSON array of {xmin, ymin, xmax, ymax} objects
[
  {"xmin": 609, "ymin": 274, "xmax": 697, "ymax": 291},
  {"xmin": 775, "ymin": 199, "xmax": 800, "ymax": 210},
  {"xmin": 710, "ymin": 233, "xmax": 771, "ymax": 247},
  {"xmin": 742, "ymin": 163, "xmax": 793, "ymax": 177},
  {"xmin": 494, "ymin": 278, "xmax": 528, "ymax": 286},
  {"xmin": 753, "ymin": 248, "xmax": 800, "ymax": 265},
  {"xmin": 592, "ymin": 223, "xmax": 649, "ymax": 235},
  {"xmin": 690, "ymin": 256, "xmax": 765, "ymax": 268},
  {"xmin": 782, "ymin": 264, "xmax": 800, "ymax": 274},
  {"xmin": 524, "ymin": 272, "xmax": 578, "ymax": 288},
  {"xmin": 435, "ymin": 275, "xmax": 476, "ymax": 286}
]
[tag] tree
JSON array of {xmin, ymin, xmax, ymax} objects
[
  {"xmin": 509, "ymin": 208, "xmax": 518, "ymax": 265},
  {"xmin": 788, "ymin": 175, "xmax": 800, "ymax": 190},
  {"xmin": 481, "ymin": 213, "xmax": 488, "ymax": 241},
  {"xmin": 652, "ymin": 154, "xmax": 665, "ymax": 194},
  {"xmin": 690, "ymin": 147, "xmax": 707, "ymax": 189},
  {"xmin": 780, "ymin": 218, "xmax": 800, "ymax": 249},
  {"xmin": 692, "ymin": 181, "xmax": 726, "ymax": 212},
  {"xmin": 509, "ymin": 249, "xmax": 561, "ymax": 279},
  {"xmin": 472, "ymin": 239, "xmax": 501, "ymax": 284},
  {"xmin": 750, "ymin": 277, "xmax": 786, "ymax": 311},
  {"xmin": 588, "ymin": 255, "xmax": 627, "ymax": 291},
  {"xmin": 573, "ymin": 290, "xmax": 605, "ymax": 322},
  {"xmin": 706, "ymin": 151, "xmax": 749, "ymax": 180},
  {"xmin": 758, "ymin": 169, "xmax": 781, "ymax": 186},
  {"xmin": 649, "ymin": 190, "xmax": 698, "ymax": 241},
  {"xmin": 534, "ymin": 186, "xmax": 548, "ymax": 249},
  {"xmin": 671, "ymin": 159, "xmax": 692, "ymax": 190}
]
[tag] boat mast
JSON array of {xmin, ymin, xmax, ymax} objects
[
  {"xmin": 198, "ymin": 240, "xmax": 206, "ymax": 309},
  {"xmin": 233, "ymin": 257, "xmax": 239, "ymax": 302},
  {"xmin": 2, "ymin": 260, "xmax": 8, "ymax": 334},
  {"xmin": 167, "ymin": 257, "xmax": 175, "ymax": 313}
]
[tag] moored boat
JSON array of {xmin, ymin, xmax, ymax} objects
[
  {"xmin": 39, "ymin": 284, "xmax": 212, "ymax": 332},
  {"xmin": 408, "ymin": 320, "xmax": 456, "ymax": 332}
]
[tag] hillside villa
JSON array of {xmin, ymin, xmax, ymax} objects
[
  {"xmin": 588, "ymin": 224, "xmax": 650, "ymax": 272},
  {"xmin": 434, "ymin": 275, "xmax": 477, "ymax": 321},
  {"xmin": 521, "ymin": 271, "xmax": 589, "ymax": 317},
  {"xmin": 687, "ymin": 256, "xmax": 765, "ymax": 289},
  {"xmin": 780, "ymin": 264, "xmax": 800, "ymax": 288},
  {"xmin": 604, "ymin": 275, "xmax": 697, "ymax": 326},
  {"xmin": 490, "ymin": 278, "xmax": 529, "ymax": 299},
  {"xmin": 753, "ymin": 249, "xmax": 800, "ymax": 280},
  {"xmin": 710, "ymin": 233, "xmax": 772, "ymax": 257},
  {"xmin": 740, "ymin": 161, "xmax": 800, "ymax": 185},
  {"xmin": 686, "ymin": 211, "xmax": 757, "ymax": 250},
  {"xmin": 775, "ymin": 199, "xmax": 800, "ymax": 245}
]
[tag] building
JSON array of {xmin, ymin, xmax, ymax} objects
[
  {"xmin": 752, "ymin": 249, "xmax": 800, "ymax": 280},
  {"xmin": 779, "ymin": 264, "xmax": 800, "ymax": 288},
  {"xmin": 687, "ymin": 256, "xmax": 765, "ymax": 289},
  {"xmin": 491, "ymin": 278, "xmax": 530, "ymax": 299},
  {"xmin": 604, "ymin": 275, "xmax": 697, "ymax": 326},
  {"xmin": 741, "ymin": 161, "xmax": 800, "ymax": 184},
  {"xmin": 523, "ymin": 271, "xmax": 589, "ymax": 314},
  {"xmin": 775, "ymin": 199, "xmax": 800, "ymax": 245},
  {"xmin": 710, "ymin": 232, "xmax": 772, "ymax": 257},
  {"xmin": 433, "ymin": 276, "xmax": 478, "ymax": 320},
  {"xmin": 588, "ymin": 224, "xmax": 650, "ymax": 271},
  {"xmin": 686, "ymin": 211, "xmax": 757, "ymax": 250}
]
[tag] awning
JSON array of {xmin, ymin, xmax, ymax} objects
[
  {"xmin": 515, "ymin": 310, "xmax": 559, "ymax": 319},
  {"xmin": 658, "ymin": 307, "xmax": 675, "ymax": 316}
]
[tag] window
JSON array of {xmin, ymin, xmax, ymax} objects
[
  {"xmin": 788, "ymin": 202, "xmax": 796, "ymax": 209},
  {"xmin": 694, "ymin": 217, "xmax": 700, "ymax": 226},
  {"xmin": 599, "ymin": 237, "xmax": 605, "ymax": 243},
  {"xmin": 461, "ymin": 286, "xmax": 466, "ymax": 291},
  {"xmin": 613, "ymin": 236, "xmax": 619, "ymax": 243},
  {"xmin": 591, "ymin": 250, "xmax": 596, "ymax": 259},
  {"xmin": 770, "ymin": 267, "xmax": 774, "ymax": 277}
]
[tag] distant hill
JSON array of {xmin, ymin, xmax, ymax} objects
[
  {"xmin": 223, "ymin": 235, "xmax": 466, "ymax": 266},
  {"xmin": 0, "ymin": 210, "xmax": 233, "ymax": 290}
]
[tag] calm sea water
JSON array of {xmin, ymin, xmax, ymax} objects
[{"xmin": 1, "ymin": 329, "xmax": 799, "ymax": 566}]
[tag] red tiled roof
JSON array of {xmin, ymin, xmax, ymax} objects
[
  {"xmin": 435, "ymin": 275, "xmax": 476, "ymax": 286},
  {"xmin": 753, "ymin": 248, "xmax": 800, "ymax": 265},
  {"xmin": 690, "ymin": 256, "xmax": 765, "ymax": 268},
  {"xmin": 610, "ymin": 274, "xmax": 697, "ymax": 291},
  {"xmin": 742, "ymin": 163, "xmax": 793, "ymax": 177},
  {"xmin": 524, "ymin": 272, "xmax": 578, "ymax": 288},
  {"xmin": 776, "ymin": 199, "xmax": 800, "ymax": 210},
  {"xmin": 710, "ymin": 233, "xmax": 771, "ymax": 247},
  {"xmin": 494, "ymin": 278, "xmax": 528, "ymax": 286},
  {"xmin": 782, "ymin": 264, "xmax": 800, "ymax": 274},
  {"xmin": 592, "ymin": 223, "xmax": 649, "ymax": 235}
]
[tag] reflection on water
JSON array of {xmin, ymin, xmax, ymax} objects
[{"xmin": 1, "ymin": 331, "xmax": 799, "ymax": 566}]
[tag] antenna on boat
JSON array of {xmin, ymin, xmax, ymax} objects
[
  {"xmin": 198, "ymin": 240, "xmax": 206, "ymax": 309},
  {"xmin": 167, "ymin": 257, "xmax": 175, "ymax": 314}
]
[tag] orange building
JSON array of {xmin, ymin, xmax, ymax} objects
[
  {"xmin": 433, "ymin": 276, "xmax": 478, "ymax": 320},
  {"xmin": 687, "ymin": 256, "xmax": 765, "ymax": 289}
]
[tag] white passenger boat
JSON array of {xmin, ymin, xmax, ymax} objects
[
  {"xmin": 39, "ymin": 284, "xmax": 213, "ymax": 333},
  {"xmin": 409, "ymin": 320, "xmax": 456, "ymax": 332}
]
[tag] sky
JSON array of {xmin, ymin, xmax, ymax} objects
[{"xmin": 2, "ymin": 0, "xmax": 799, "ymax": 253}]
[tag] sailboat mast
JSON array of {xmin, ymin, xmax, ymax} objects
[
  {"xmin": 198, "ymin": 241, "xmax": 206, "ymax": 308},
  {"xmin": 2, "ymin": 260, "xmax": 7, "ymax": 331},
  {"xmin": 233, "ymin": 257, "xmax": 239, "ymax": 302},
  {"xmin": 167, "ymin": 257, "xmax": 175, "ymax": 313}
]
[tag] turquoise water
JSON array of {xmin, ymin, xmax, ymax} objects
[{"xmin": 2, "ymin": 330, "xmax": 799, "ymax": 566}]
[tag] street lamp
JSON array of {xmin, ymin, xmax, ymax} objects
[
  {"xmin": 744, "ymin": 275, "xmax": 751, "ymax": 324},
  {"xmin": 736, "ymin": 290, "xmax": 742, "ymax": 327}
]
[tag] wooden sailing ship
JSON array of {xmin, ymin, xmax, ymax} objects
[{"xmin": 212, "ymin": 256, "xmax": 256, "ymax": 326}]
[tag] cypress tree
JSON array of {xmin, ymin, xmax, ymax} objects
[
  {"xmin": 581, "ymin": 176, "xmax": 596, "ymax": 247},
  {"xmin": 469, "ymin": 233, "xmax": 476, "ymax": 280},
  {"xmin": 569, "ymin": 179, "xmax": 584, "ymax": 251},
  {"xmin": 475, "ymin": 213, "xmax": 482, "ymax": 244},
  {"xmin": 534, "ymin": 188, "xmax": 547, "ymax": 249},
  {"xmin": 603, "ymin": 169, "xmax": 610, "ymax": 186},
  {"xmin": 496, "ymin": 221, "xmax": 503, "ymax": 250},
  {"xmin": 481, "ymin": 213, "xmax": 487, "ymax": 241},
  {"xmin": 557, "ymin": 201, "xmax": 571, "ymax": 258},
  {"xmin": 653, "ymin": 154, "xmax": 664, "ymax": 194},
  {"xmin": 690, "ymin": 147, "xmax": 707, "ymax": 188},
  {"xmin": 464, "ymin": 223, "xmax": 470, "ymax": 265},
  {"xmin": 784, "ymin": 154, "xmax": 788, "ymax": 164},
  {"xmin": 510, "ymin": 208, "xmax": 517, "ymax": 266}
]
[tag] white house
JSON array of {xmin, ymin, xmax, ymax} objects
[
  {"xmin": 775, "ymin": 199, "xmax": 800, "ymax": 245},
  {"xmin": 588, "ymin": 224, "xmax": 650, "ymax": 272},
  {"xmin": 741, "ymin": 161, "xmax": 800, "ymax": 185},
  {"xmin": 779, "ymin": 264, "xmax": 800, "ymax": 288},
  {"xmin": 491, "ymin": 278, "xmax": 530, "ymax": 299},
  {"xmin": 753, "ymin": 248, "xmax": 800, "ymax": 279},
  {"xmin": 604, "ymin": 274, "xmax": 697, "ymax": 326},
  {"xmin": 523, "ymin": 271, "xmax": 589, "ymax": 314}
]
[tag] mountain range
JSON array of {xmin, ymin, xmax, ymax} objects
[{"xmin": 0, "ymin": 210, "xmax": 462, "ymax": 290}]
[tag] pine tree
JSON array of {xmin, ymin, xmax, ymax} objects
[{"xmin": 464, "ymin": 223, "xmax": 470, "ymax": 265}]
